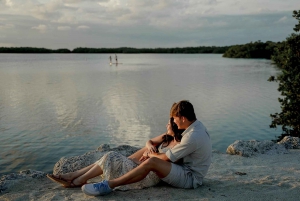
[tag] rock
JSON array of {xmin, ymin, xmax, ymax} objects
[
  {"xmin": 277, "ymin": 136, "xmax": 300, "ymax": 149},
  {"xmin": 0, "ymin": 170, "xmax": 46, "ymax": 193},
  {"xmin": 226, "ymin": 140, "xmax": 288, "ymax": 157},
  {"xmin": 53, "ymin": 144, "xmax": 140, "ymax": 175}
]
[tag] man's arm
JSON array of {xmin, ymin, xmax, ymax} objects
[{"xmin": 166, "ymin": 135, "xmax": 198, "ymax": 162}]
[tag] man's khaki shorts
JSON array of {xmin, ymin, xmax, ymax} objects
[{"xmin": 161, "ymin": 163, "xmax": 194, "ymax": 188}]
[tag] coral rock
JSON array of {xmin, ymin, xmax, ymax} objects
[
  {"xmin": 226, "ymin": 140, "xmax": 288, "ymax": 157},
  {"xmin": 53, "ymin": 144, "xmax": 140, "ymax": 175},
  {"xmin": 277, "ymin": 136, "xmax": 300, "ymax": 149}
]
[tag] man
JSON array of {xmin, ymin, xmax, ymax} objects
[{"xmin": 82, "ymin": 100, "xmax": 212, "ymax": 196}]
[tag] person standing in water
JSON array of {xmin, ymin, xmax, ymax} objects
[
  {"xmin": 109, "ymin": 55, "xmax": 112, "ymax": 64},
  {"xmin": 115, "ymin": 54, "xmax": 118, "ymax": 64}
]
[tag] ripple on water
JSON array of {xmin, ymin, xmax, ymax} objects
[{"xmin": 0, "ymin": 54, "xmax": 283, "ymax": 175}]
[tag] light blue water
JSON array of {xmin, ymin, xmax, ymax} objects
[{"xmin": 0, "ymin": 54, "xmax": 282, "ymax": 175}]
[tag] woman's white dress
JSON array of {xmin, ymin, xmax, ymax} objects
[{"xmin": 94, "ymin": 144, "xmax": 170, "ymax": 190}]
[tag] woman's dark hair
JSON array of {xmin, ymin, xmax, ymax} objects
[{"xmin": 161, "ymin": 117, "xmax": 184, "ymax": 147}]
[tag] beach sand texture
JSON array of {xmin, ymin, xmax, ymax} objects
[{"xmin": 0, "ymin": 149, "xmax": 299, "ymax": 201}]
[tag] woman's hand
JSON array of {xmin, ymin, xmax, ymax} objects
[
  {"xmin": 139, "ymin": 150, "xmax": 150, "ymax": 162},
  {"xmin": 148, "ymin": 145, "xmax": 157, "ymax": 153},
  {"xmin": 146, "ymin": 140, "xmax": 158, "ymax": 153}
]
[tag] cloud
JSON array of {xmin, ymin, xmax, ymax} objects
[
  {"xmin": 0, "ymin": 23, "xmax": 14, "ymax": 29},
  {"xmin": 0, "ymin": 42, "xmax": 14, "ymax": 47},
  {"xmin": 65, "ymin": 0, "xmax": 108, "ymax": 3},
  {"xmin": 53, "ymin": 14, "xmax": 77, "ymax": 24},
  {"xmin": 32, "ymin": 24, "xmax": 47, "ymax": 33},
  {"xmin": 0, "ymin": 0, "xmax": 298, "ymax": 49},
  {"xmin": 276, "ymin": 16, "xmax": 288, "ymax": 23},
  {"xmin": 77, "ymin": 25, "xmax": 89, "ymax": 29},
  {"xmin": 5, "ymin": 0, "xmax": 13, "ymax": 7},
  {"xmin": 29, "ymin": 1, "xmax": 63, "ymax": 20},
  {"xmin": 57, "ymin": 26, "xmax": 71, "ymax": 31}
]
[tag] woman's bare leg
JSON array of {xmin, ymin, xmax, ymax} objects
[
  {"xmin": 72, "ymin": 164, "xmax": 103, "ymax": 185},
  {"xmin": 128, "ymin": 147, "xmax": 147, "ymax": 164},
  {"xmin": 73, "ymin": 148, "xmax": 148, "ymax": 185},
  {"xmin": 58, "ymin": 163, "xmax": 96, "ymax": 182},
  {"xmin": 57, "ymin": 147, "xmax": 148, "ymax": 185}
]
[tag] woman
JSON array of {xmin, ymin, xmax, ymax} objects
[{"xmin": 47, "ymin": 117, "xmax": 184, "ymax": 190}]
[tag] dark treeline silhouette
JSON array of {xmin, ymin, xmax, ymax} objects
[
  {"xmin": 0, "ymin": 43, "xmax": 283, "ymax": 59},
  {"xmin": 0, "ymin": 46, "xmax": 230, "ymax": 54},
  {"xmin": 72, "ymin": 46, "xmax": 230, "ymax": 54},
  {"xmin": 0, "ymin": 47, "xmax": 71, "ymax": 53},
  {"xmin": 222, "ymin": 41, "xmax": 282, "ymax": 59}
]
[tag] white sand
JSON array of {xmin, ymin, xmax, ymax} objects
[{"xmin": 1, "ymin": 150, "xmax": 299, "ymax": 201}]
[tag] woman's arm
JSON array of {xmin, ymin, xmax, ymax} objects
[
  {"xmin": 145, "ymin": 133, "xmax": 166, "ymax": 153},
  {"xmin": 129, "ymin": 133, "xmax": 165, "ymax": 164}
]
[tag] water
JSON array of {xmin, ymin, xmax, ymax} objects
[{"xmin": 0, "ymin": 54, "xmax": 282, "ymax": 175}]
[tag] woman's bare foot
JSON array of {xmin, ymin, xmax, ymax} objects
[
  {"xmin": 46, "ymin": 174, "xmax": 71, "ymax": 186},
  {"xmin": 70, "ymin": 177, "xmax": 86, "ymax": 187},
  {"xmin": 49, "ymin": 173, "xmax": 78, "ymax": 183}
]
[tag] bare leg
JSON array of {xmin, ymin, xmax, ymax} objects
[
  {"xmin": 108, "ymin": 157, "xmax": 172, "ymax": 188},
  {"xmin": 128, "ymin": 147, "xmax": 147, "ymax": 164},
  {"xmin": 75, "ymin": 148, "xmax": 148, "ymax": 185},
  {"xmin": 60, "ymin": 147, "xmax": 147, "ymax": 182},
  {"xmin": 72, "ymin": 164, "xmax": 103, "ymax": 185},
  {"xmin": 57, "ymin": 147, "xmax": 147, "ymax": 185},
  {"xmin": 59, "ymin": 163, "xmax": 96, "ymax": 182}
]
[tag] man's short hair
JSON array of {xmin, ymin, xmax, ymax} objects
[{"xmin": 170, "ymin": 100, "xmax": 197, "ymax": 121}]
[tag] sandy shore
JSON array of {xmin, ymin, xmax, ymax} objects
[{"xmin": 1, "ymin": 150, "xmax": 299, "ymax": 201}]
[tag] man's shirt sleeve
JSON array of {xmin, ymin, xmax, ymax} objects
[{"xmin": 165, "ymin": 133, "xmax": 197, "ymax": 162}]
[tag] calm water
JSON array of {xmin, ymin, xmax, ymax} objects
[{"xmin": 0, "ymin": 54, "xmax": 282, "ymax": 175}]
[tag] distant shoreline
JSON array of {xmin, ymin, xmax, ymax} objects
[
  {"xmin": 0, "ymin": 46, "xmax": 230, "ymax": 54},
  {"xmin": 0, "ymin": 40, "xmax": 281, "ymax": 59}
]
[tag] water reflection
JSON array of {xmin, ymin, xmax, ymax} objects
[
  {"xmin": 102, "ymin": 76, "xmax": 152, "ymax": 147},
  {"xmin": 0, "ymin": 54, "xmax": 282, "ymax": 175}
]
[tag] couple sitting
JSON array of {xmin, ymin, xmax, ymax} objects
[{"xmin": 47, "ymin": 100, "xmax": 212, "ymax": 196}]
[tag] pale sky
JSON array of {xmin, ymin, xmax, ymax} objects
[{"xmin": 0, "ymin": 0, "xmax": 298, "ymax": 49}]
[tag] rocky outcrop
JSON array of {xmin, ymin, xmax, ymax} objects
[
  {"xmin": 53, "ymin": 144, "xmax": 140, "ymax": 175},
  {"xmin": 226, "ymin": 140, "xmax": 288, "ymax": 157},
  {"xmin": 277, "ymin": 136, "xmax": 300, "ymax": 149},
  {"xmin": 226, "ymin": 137, "xmax": 300, "ymax": 157},
  {"xmin": 0, "ymin": 170, "xmax": 45, "ymax": 193}
]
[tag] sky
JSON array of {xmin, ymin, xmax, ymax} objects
[{"xmin": 0, "ymin": 0, "xmax": 299, "ymax": 49}]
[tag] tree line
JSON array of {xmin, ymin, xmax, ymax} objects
[
  {"xmin": 222, "ymin": 40, "xmax": 281, "ymax": 59},
  {"xmin": 268, "ymin": 10, "xmax": 300, "ymax": 141},
  {"xmin": 0, "ymin": 46, "xmax": 230, "ymax": 54},
  {"xmin": 0, "ymin": 47, "xmax": 71, "ymax": 53}
]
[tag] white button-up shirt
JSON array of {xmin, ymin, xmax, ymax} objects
[{"xmin": 165, "ymin": 120, "xmax": 212, "ymax": 187}]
